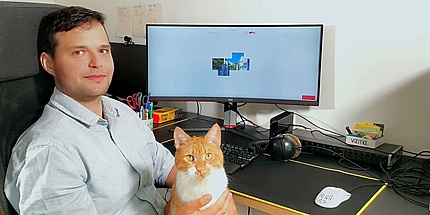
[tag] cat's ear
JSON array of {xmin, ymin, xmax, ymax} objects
[
  {"xmin": 174, "ymin": 126, "xmax": 190, "ymax": 149},
  {"xmin": 205, "ymin": 123, "xmax": 222, "ymax": 146}
]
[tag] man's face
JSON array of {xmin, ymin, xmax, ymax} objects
[{"xmin": 41, "ymin": 21, "xmax": 114, "ymax": 102}]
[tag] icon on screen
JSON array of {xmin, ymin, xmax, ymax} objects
[{"xmin": 212, "ymin": 52, "xmax": 250, "ymax": 77}]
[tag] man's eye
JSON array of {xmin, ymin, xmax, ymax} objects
[
  {"xmin": 100, "ymin": 49, "xmax": 109, "ymax": 54},
  {"xmin": 74, "ymin": 50, "xmax": 84, "ymax": 55}
]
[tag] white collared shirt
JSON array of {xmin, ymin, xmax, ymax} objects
[{"xmin": 5, "ymin": 88, "xmax": 174, "ymax": 214}]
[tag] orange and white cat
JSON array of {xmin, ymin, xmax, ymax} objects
[{"xmin": 165, "ymin": 123, "xmax": 228, "ymax": 215}]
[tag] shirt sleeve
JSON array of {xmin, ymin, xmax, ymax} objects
[
  {"xmin": 17, "ymin": 144, "xmax": 97, "ymax": 214},
  {"xmin": 142, "ymin": 125, "xmax": 175, "ymax": 186}
]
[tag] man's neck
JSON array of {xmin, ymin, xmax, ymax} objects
[
  {"xmin": 55, "ymin": 88, "xmax": 105, "ymax": 118},
  {"xmin": 79, "ymin": 97, "xmax": 103, "ymax": 118}
]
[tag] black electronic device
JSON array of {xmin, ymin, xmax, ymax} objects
[
  {"xmin": 292, "ymin": 129, "xmax": 403, "ymax": 169},
  {"xmin": 250, "ymin": 134, "xmax": 302, "ymax": 162},
  {"xmin": 146, "ymin": 24, "xmax": 324, "ymax": 128}
]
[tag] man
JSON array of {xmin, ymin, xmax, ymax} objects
[{"xmin": 4, "ymin": 6, "xmax": 237, "ymax": 215}]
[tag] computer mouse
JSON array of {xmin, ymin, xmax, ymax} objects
[{"xmin": 314, "ymin": 186, "xmax": 351, "ymax": 208}]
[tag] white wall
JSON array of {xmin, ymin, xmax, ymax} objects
[{"xmin": 38, "ymin": 0, "xmax": 430, "ymax": 154}]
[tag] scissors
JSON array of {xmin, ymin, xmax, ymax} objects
[{"xmin": 126, "ymin": 92, "xmax": 143, "ymax": 110}]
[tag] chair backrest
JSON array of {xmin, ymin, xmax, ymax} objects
[{"xmin": 0, "ymin": 2, "xmax": 63, "ymax": 214}]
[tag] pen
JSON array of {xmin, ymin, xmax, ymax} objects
[
  {"xmin": 143, "ymin": 109, "xmax": 147, "ymax": 120},
  {"xmin": 149, "ymin": 102, "xmax": 153, "ymax": 119},
  {"xmin": 345, "ymin": 126, "xmax": 352, "ymax": 134},
  {"xmin": 139, "ymin": 106, "xmax": 143, "ymax": 119},
  {"xmin": 146, "ymin": 92, "xmax": 151, "ymax": 110}
]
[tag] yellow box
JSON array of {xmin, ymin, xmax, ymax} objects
[{"xmin": 152, "ymin": 107, "xmax": 177, "ymax": 124}]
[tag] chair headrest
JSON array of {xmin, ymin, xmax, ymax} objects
[{"xmin": 0, "ymin": 2, "xmax": 63, "ymax": 81}]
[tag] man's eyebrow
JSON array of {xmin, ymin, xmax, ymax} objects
[
  {"xmin": 67, "ymin": 44, "xmax": 111, "ymax": 49},
  {"xmin": 68, "ymin": 45, "xmax": 87, "ymax": 49}
]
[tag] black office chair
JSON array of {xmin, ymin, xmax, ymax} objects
[{"xmin": 0, "ymin": 2, "xmax": 63, "ymax": 214}]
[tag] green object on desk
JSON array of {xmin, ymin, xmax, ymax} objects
[{"xmin": 149, "ymin": 102, "xmax": 153, "ymax": 119}]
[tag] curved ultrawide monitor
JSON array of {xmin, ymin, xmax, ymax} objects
[{"xmin": 146, "ymin": 24, "xmax": 323, "ymax": 106}]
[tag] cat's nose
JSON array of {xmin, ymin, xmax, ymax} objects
[
  {"xmin": 196, "ymin": 168, "xmax": 209, "ymax": 178},
  {"xmin": 196, "ymin": 168, "xmax": 204, "ymax": 175}
]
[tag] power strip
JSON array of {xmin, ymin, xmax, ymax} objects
[{"xmin": 292, "ymin": 129, "xmax": 403, "ymax": 169}]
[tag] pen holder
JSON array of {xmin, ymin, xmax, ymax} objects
[{"xmin": 142, "ymin": 118, "xmax": 153, "ymax": 130}]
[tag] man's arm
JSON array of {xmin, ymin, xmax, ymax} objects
[
  {"xmin": 165, "ymin": 166, "xmax": 177, "ymax": 187},
  {"xmin": 16, "ymin": 146, "xmax": 97, "ymax": 214}
]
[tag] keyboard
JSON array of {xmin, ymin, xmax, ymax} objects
[{"xmin": 221, "ymin": 142, "xmax": 259, "ymax": 175}]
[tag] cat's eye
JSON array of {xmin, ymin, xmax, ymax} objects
[
  {"xmin": 205, "ymin": 153, "xmax": 213, "ymax": 161},
  {"xmin": 185, "ymin": 155, "xmax": 194, "ymax": 162}
]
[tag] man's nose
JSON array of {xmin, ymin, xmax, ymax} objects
[{"xmin": 89, "ymin": 52, "xmax": 103, "ymax": 68}]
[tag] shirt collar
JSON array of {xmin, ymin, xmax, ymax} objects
[{"xmin": 48, "ymin": 87, "xmax": 120, "ymax": 127}]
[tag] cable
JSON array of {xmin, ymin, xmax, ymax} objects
[
  {"xmin": 398, "ymin": 150, "xmax": 430, "ymax": 168},
  {"xmin": 388, "ymin": 167, "xmax": 430, "ymax": 207},
  {"xmin": 338, "ymin": 158, "xmax": 371, "ymax": 171},
  {"xmin": 346, "ymin": 183, "xmax": 385, "ymax": 193},
  {"xmin": 275, "ymin": 104, "xmax": 345, "ymax": 137},
  {"xmin": 278, "ymin": 123, "xmax": 309, "ymax": 131},
  {"xmin": 231, "ymin": 103, "xmax": 270, "ymax": 135},
  {"xmin": 195, "ymin": 101, "xmax": 202, "ymax": 115}
]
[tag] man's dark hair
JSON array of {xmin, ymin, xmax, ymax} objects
[{"xmin": 38, "ymin": 6, "xmax": 106, "ymax": 57}]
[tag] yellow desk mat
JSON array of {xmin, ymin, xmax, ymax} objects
[{"xmin": 229, "ymin": 157, "xmax": 386, "ymax": 215}]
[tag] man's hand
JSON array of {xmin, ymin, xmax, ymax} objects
[{"xmin": 175, "ymin": 190, "xmax": 237, "ymax": 215}]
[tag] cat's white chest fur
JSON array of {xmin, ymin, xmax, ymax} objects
[{"xmin": 176, "ymin": 166, "xmax": 228, "ymax": 209}]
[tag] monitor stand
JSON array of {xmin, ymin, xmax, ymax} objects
[{"xmin": 223, "ymin": 102, "xmax": 238, "ymax": 129}]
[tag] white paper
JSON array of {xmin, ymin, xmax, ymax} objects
[
  {"xmin": 132, "ymin": 4, "xmax": 147, "ymax": 39},
  {"xmin": 146, "ymin": 3, "xmax": 163, "ymax": 24},
  {"xmin": 116, "ymin": 6, "xmax": 132, "ymax": 37}
]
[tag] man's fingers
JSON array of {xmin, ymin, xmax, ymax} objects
[
  {"xmin": 184, "ymin": 194, "xmax": 211, "ymax": 214},
  {"xmin": 217, "ymin": 192, "xmax": 233, "ymax": 215}
]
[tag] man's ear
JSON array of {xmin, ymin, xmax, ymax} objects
[{"xmin": 40, "ymin": 52, "xmax": 55, "ymax": 76}]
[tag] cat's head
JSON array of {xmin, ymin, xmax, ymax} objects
[{"xmin": 173, "ymin": 123, "xmax": 224, "ymax": 180}]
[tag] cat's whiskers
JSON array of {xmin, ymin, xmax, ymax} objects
[{"xmin": 226, "ymin": 175, "xmax": 238, "ymax": 187}]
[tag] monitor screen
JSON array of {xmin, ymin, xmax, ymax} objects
[
  {"xmin": 108, "ymin": 42, "xmax": 147, "ymax": 99},
  {"xmin": 146, "ymin": 24, "xmax": 323, "ymax": 106}
]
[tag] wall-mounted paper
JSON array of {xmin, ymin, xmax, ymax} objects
[
  {"xmin": 116, "ymin": 6, "xmax": 132, "ymax": 37},
  {"xmin": 147, "ymin": 3, "xmax": 163, "ymax": 24},
  {"xmin": 132, "ymin": 5, "xmax": 146, "ymax": 39}
]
